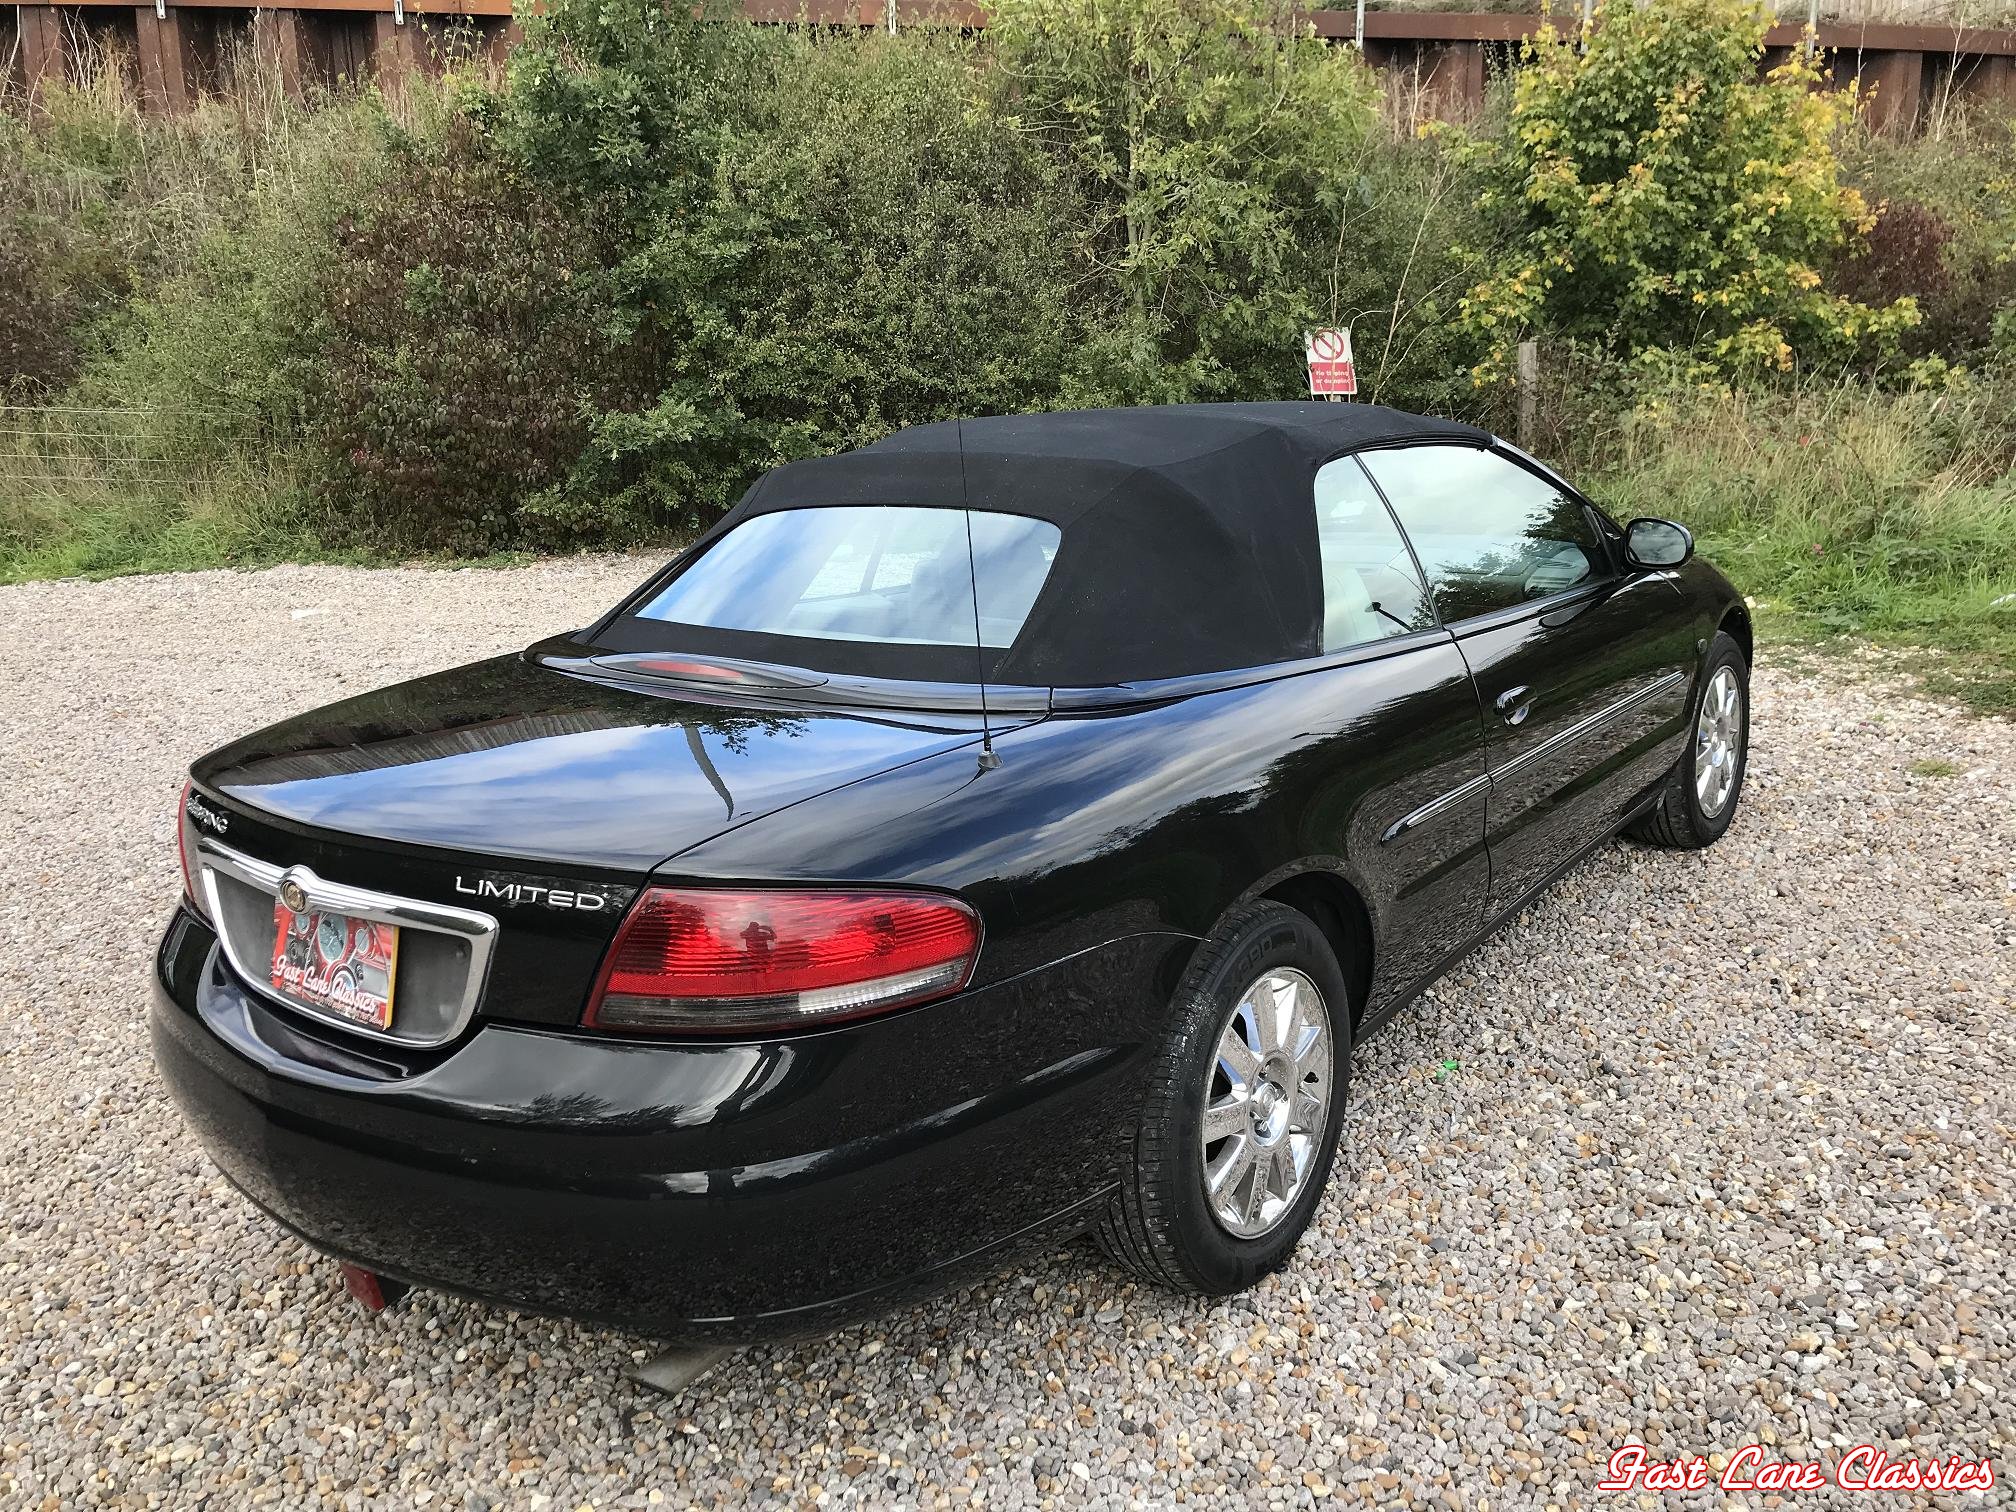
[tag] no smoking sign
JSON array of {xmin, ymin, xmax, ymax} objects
[{"xmin": 1304, "ymin": 327, "xmax": 1357, "ymax": 398}]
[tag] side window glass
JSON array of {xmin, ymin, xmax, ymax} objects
[
  {"xmin": 1313, "ymin": 457, "xmax": 1437, "ymax": 652},
  {"xmin": 1360, "ymin": 445, "xmax": 1607, "ymax": 623}
]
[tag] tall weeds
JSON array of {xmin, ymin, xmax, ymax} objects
[
  {"xmin": 0, "ymin": 6, "xmax": 2012, "ymax": 714},
  {"xmin": 1589, "ymin": 377, "xmax": 2016, "ymax": 702}
]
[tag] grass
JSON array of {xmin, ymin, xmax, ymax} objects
[
  {"xmin": 0, "ymin": 403, "xmax": 320, "ymax": 582},
  {"xmin": 1590, "ymin": 377, "xmax": 2016, "ymax": 715},
  {"xmin": 1909, "ymin": 757, "xmax": 1961, "ymax": 777},
  {"xmin": 1707, "ymin": 568, "xmax": 2016, "ymax": 716}
]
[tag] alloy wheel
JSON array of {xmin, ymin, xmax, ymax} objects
[
  {"xmin": 1694, "ymin": 666, "xmax": 1743, "ymax": 818},
  {"xmin": 1199, "ymin": 969, "xmax": 1332, "ymax": 1238}
]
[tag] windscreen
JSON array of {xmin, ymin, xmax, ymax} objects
[{"xmin": 633, "ymin": 506, "xmax": 1061, "ymax": 657}]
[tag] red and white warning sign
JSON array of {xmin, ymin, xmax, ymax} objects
[{"xmin": 1305, "ymin": 327, "xmax": 1357, "ymax": 398}]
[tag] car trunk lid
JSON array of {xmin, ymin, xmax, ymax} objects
[
  {"xmin": 187, "ymin": 652, "xmax": 1016, "ymax": 1032},
  {"xmin": 192, "ymin": 652, "xmax": 1004, "ymax": 871}
]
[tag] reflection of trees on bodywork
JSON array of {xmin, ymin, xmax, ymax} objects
[
  {"xmin": 1415, "ymin": 492, "xmax": 1603, "ymax": 624},
  {"xmin": 215, "ymin": 653, "xmax": 811, "ymax": 791},
  {"xmin": 956, "ymin": 653, "xmax": 1493, "ymax": 1002}
]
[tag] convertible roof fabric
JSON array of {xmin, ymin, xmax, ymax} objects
[{"xmin": 647, "ymin": 404, "xmax": 1490, "ymax": 686}]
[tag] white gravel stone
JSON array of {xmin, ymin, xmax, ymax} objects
[{"xmin": 1, "ymin": 559, "xmax": 2011, "ymax": 1510}]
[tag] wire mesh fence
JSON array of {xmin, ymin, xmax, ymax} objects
[{"xmin": 0, "ymin": 405, "xmax": 194, "ymax": 499}]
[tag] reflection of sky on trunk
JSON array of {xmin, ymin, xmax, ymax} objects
[{"xmin": 238, "ymin": 715, "xmax": 985, "ymax": 870}]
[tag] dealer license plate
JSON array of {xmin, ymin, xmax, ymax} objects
[{"xmin": 269, "ymin": 900, "xmax": 400, "ymax": 1030}]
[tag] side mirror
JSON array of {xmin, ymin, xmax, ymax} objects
[{"xmin": 1623, "ymin": 517, "xmax": 1694, "ymax": 572}]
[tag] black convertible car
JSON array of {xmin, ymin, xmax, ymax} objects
[{"xmin": 155, "ymin": 403, "xmax": 1751, "ymax": 1341}]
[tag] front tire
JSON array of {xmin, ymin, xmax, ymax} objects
[
  {"xmin": 1093, "ymin": 900, "xmax": 1351, "ymax": 1295},
  {"xmin": 1631, "ymin": 629, "xmax": 1750, "ymax": 849}
]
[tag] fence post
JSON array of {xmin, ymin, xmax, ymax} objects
[
  {"xmin": 373, "ymin": 10, "xmax": 417, "ymax": 90},
  {"xmin": 136, "ymin": 3, "xmax": 194, "ymax": 113},
  {"xmin": 1516, "ymin": 340, "xmax": 1539, "ymax": 450},
  {"xmin": 20, "ymin": 6, "xmax": 71, "ymax": 110}
]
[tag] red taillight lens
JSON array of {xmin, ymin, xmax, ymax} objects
[
  {"xmin": 177, "ymin": 779, "xmax": 208, "ymax": 918},
  {"xmin": 585, "ymin": 888, "xmax": 981, "ymax": 1034}
]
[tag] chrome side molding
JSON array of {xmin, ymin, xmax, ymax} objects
[{"xmin": 1381, "ymin": 670, "xmax": 1689, "ymax": 843}]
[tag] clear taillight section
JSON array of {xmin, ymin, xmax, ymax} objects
[
  {"xmin": 177, "ymin": 780, "xmax": 208, "ymax": 918},
  {"xmin": 584, "ymin": 888, "xmax": 980, "ymax": 1034}
]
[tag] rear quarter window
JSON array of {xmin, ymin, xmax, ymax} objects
[{"xmin": 637, "ymin": 506, "xmax": 1061, "ymax": 649}]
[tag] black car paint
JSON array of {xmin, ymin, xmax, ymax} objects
[
  {"xmin": 1451, "ymin": 571, "xmax": 1698, "ymax": 910},
  {"xmin": 156, "ymin": 442, "xmax": 1749, "ymax": 1343},
  {"xmin": 152, "ymin": 909, "xmax": 1189, "ymax": 1335},
  {"xmin": 192, "ymin": 653, "xmax": 1011, "ymax": 872}
]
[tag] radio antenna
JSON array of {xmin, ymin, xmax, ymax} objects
[{"xmin": 956, "ymin": 418, "xmax": 1001, "ymax": 772}]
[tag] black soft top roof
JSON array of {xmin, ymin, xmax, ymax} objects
[{"xmin": 686, "ymin": 404, "xmax": 1490, "ymax": 686}]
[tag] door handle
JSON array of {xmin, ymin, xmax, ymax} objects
[{"xmin": 1495, "ymin": 685, "xmax": 1533, "ymax": 726}]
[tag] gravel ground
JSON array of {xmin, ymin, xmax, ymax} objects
[{"xmin": 2, "ymin": 561, "xmax": 2012, "ymax": 1512}]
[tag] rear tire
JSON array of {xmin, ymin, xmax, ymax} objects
[
  {"xmin": 1631, "ymin": 630, "xmax": 1750, "ymax": 850},
  {"xmin": 1094, "ymin": 901, "xmax": 1351, "ymax": 1295}
]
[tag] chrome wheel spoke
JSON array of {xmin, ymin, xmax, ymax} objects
[
  {"xmin": 1261, "ymin": 977, "xmax": 1297, "ymax": 1054},
  {"xmin": 1293, "ymin": 1012, "xmax": 1324, "ymax": 1073},
  {"xmin": 1270, "ymin": 1144, "xmax": 1297, "ymax": 1203},
  {"xmin": 1295, "ymin": 1063, "xmax": 1329, "ymax": 1124},
  {"xmin": 1208, "ymin": 1135, "xmax": 1256, "ymax": 1200},
  {"xmin": 1244, "ymin": 1165, "xmax": 1269, "ymax": 1226},
  {"xmin": 1201, "ymin": 1093, "xmax": 1248, "ymax": 1144},
  {"xmin": 1216, "ymin": 1014, "xmax": 1262, "ymax": 1087}
]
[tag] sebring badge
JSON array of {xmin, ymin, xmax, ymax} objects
[{"xmin": 185, "ymin": 792, "xmax": 231, "ymax": 834}]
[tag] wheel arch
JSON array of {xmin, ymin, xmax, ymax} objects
[
  {"xmin": 1246, "ymin": 864, "xmax": 1374, "ymax": 1031},
  {"xmin": 1719, "ymin": 601, "xmax": 1753, "ymax": 667}
]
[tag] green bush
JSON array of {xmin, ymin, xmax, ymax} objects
[
  {"xmin": 75, "ymin": 99, "xmax": 403, "ymax": 467},
  {"xmin": 544, "ymin": 32, "xmax": 1102, "ymax": 529},
  {"xmin": 989, "ymin": 0, "xmax": 1386, "ymax": 401},
  {"xmin": 1316, "ymin": 129, "xmax": 1495, "ymax": 419},
  {"xmin": 1460, "ymin": 0, "xmax": 1918, "ymax": 382},
  {"xmin": 497, "ymin": 0, "xmax": 775, "ymax": 230},
  {"xmin": 0, "ymin": 182, "xmax": 81, "ymax": 395},
  {"xmin": 307, "ymin": 125, "xmax": 643, "ymax": 553},
  {"xmin": 1841, "ymin": 112, "xmax": 2016, "ymax": 364},
  {"xmin": 0, "ymin": 65, "xmax": 397, "ymax": 573}
]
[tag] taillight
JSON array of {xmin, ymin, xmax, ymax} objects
[
  {"xmin": 177, "ymin": 780, "xmax": 209, "ymax": 918},
  {"xmin": 584, "ymin": 888, "xmax": 980, "ymax": 1034}
]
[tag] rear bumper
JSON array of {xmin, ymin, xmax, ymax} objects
[{"xmin": 150, "ymin": 908, "xmax": 1189, "ymax": 1343}]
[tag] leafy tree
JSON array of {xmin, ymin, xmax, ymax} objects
[
  {"xmin": 495, "ymin": 0, "xmax": 773, "ymax": 231},
  {"xmin": 309, "ymin": 127, "xmax": 642, "ymax": 553},
  {"xmin": 554, "ymin": 34, "xmax": 1096, "ymax": 523},
  {"xmin": 987, "ymin": 0, "xmax": 1382, "ymax": 401},
  {"xmin": 1840, "ymin": 113, "xmax": 2016, "ymax": 364},
  {"xmin": 496, "ymin": 17, "xmax": 1105, "ymax": 532},
  {"xmin": 1459, "ymin": 0, "xmax": 1917, "ymax": 382}
]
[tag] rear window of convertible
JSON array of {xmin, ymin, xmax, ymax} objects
[{"xmin": 635, "ymin": 506, "xmax": 1061, "ymax": 650}]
